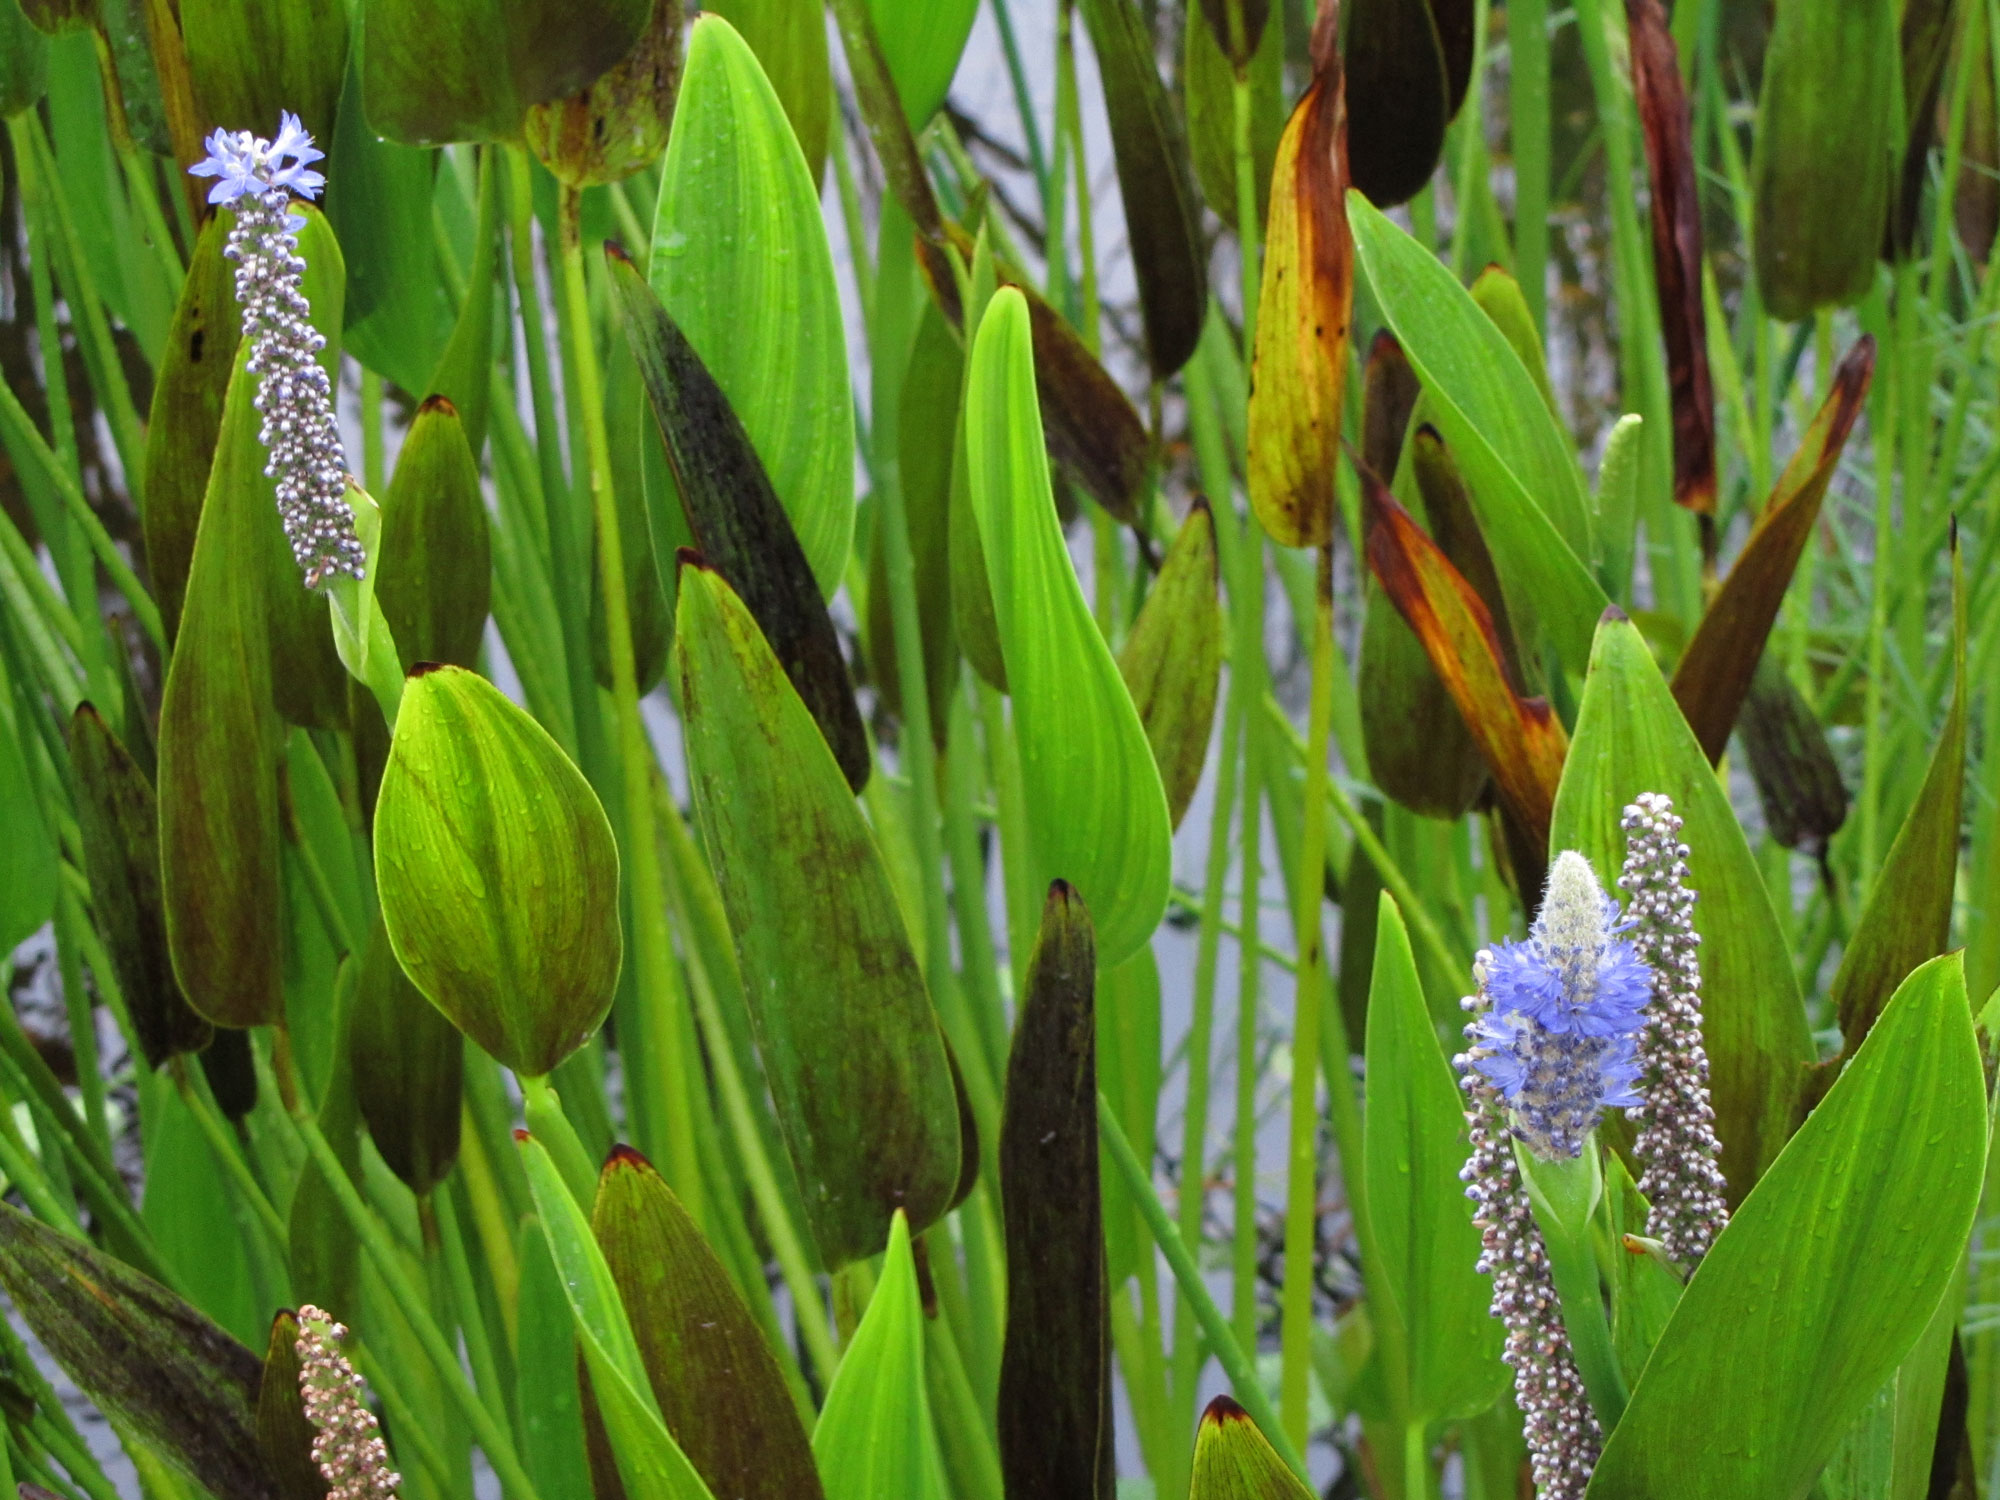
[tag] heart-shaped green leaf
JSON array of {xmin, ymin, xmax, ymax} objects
[
  {"xmin": 373, "ymin": 664, "xmax": 622, "ymax": 1078},
  {"xmin": 967, "ymin": 287, "xmax": 1171, "ymax": 969}
]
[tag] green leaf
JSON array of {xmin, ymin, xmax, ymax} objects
[
  {"xmin": 361, "ymin": 0, "xmax": 651, "ymax": 145},
  {"xmin": 1189, "ymin": 1395, "xmax": 1315, "ymax": 1500},
  {"xmin": 517, "ymin": 1216, "xmax": 593, "ymax": 1500},
  {"xmin": 592, "ymin": 1146, "xmax": 824, "ymax": 1500},
  {"xmin": 1361, "ymin": 892, "xmax": 1505, "ymax": 1423},
  {"xmin": 157, "ymin": 343, "xmax": 285, "ymax": 1029},
  {"xmin": 1076, "ymin": 0, "xmax": 1207, "ymax": 376},
  {"xmin": 67, "ymin": 702, "xmax": 211, "ymax": 1067},
  {"xmin": 1586, "ymin": 955, "xmax": 1987, "ymax": 1499},
  {"xmin": 376, "ymin": 395, "xmax": 492, "ymax": 673},
  {"xmin": 1185, "ymin": 0, "xmax": 1281, "ymax": 235},
  {"xmin": 707, "ymin": 0, "xmax": 831, "ymax": 181},
  {"xmin": 673, "ymin": 560, "xmax": 960, "ymax": 1268},
  {"xmin": 350, "ymin": 908, "xmax": 463, "ymax": 1196},
  {"xmin": 0, "ymin": 1204, "xmax": 277, "ymax": 1500},
  {"xmin": 864, "ymin": 0, "xmax": 974, "ymax": 124},
  {"xmin": 141, "ymin": 211, "xmax": 241, "ymax": 641},
  {"xmin": 967, "ymin": 288, "xmax": 1171, "ymax": 968},
  {"xmin": 517, "ymin": 1135, "xmax": 718, "ymax": 1500},
  {"xmin": 1549, "ymin": 611, "xmax": 1814, "ymax": 1200},
  {"xmin": 425, "ymin": 150, "xmax": 501, "ymax": 457},
  {"xmin": 1751, "ymin": 0, "xmax": 1898, "ymax": 319},
  {"xmin": 811, "ymin": 1210, "xmax": 949, "ymax": 1500},
  {"xmin": 0, "ymin": 0, "xmax": 47, "ymax": 115},
  {"xmin": 653, "ymin": 13, "xmax": 854, "ymax": 601},
  {"xmin": 1118, "ymin": 498, "xmax": 1222, "ymax": 829},
  {"xmin": 0, "ymin": 657, "xmax": 56, "ymax": 953},
  {"xmin": 1829, "ymin": 536, "xmax": 1966, "ymax": 1051},
  {"xmin": 373, "ymin": 664, "xmax": 623, "ymax": 1078},
  {"xmin": 1349, "ymin": 192, "xmax": 1605, "ymax": 674},
  {"xmin": 998, "ymin": 883, "xmax": 1113, "ymax": 1497},
  {"xmin": 181, "ymin": 0, "xmax": 346, "ymax": 141},
  {"xmin": 254, "ymin": 1312, "xmax": 327, "ymax": 1500},
  {"xmin": 609, "ymin": 245, "xmax": 869, "ymax": 791}
]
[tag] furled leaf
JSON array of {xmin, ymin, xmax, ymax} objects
[
  {"xmin": 967, "ymin": 288, "xmax": 1172, "ymax": 968},
  {"xmin": 594, "ymin": 1146, "xmax": 824, "ymax": 1500},
  {"xmin": 1467, "ymin": 266, "xmax": 1561, "ymax": 421},
  {"xmin": 652, "ymin": 14, "xmax": 854, "ymax": 601},
  {"xmin": 376, "ymin": 396, "xmax": 491, "ymax": 673},
  {"xmin": 1362, "ymin": 893, "xmax": 1506, "ymax": 1422},
  {"xmin": 1245, "ymin": 22, "xmax": 1351, "ymax": 549},
  {"xmin": 0, "ymin": 1205, "xmax": 276, "ymax": 1500},
  {"xmin": 594, "ymin": 336, "xmax": 671, "ymax": 694},
  {"xmin": 255, "ymin": 1312, "xmax": 327, "ymax": 1500},
  {"xmin": 158, "ymin": 344, "xmax": 284, "ymax": 1029},
  {"xmin": 866, "ymin": 0, "xmax": 975, "ymax": 124},
  {"xmin": 1550, "ymin": 613, "xmax": 1815, "ymax": 1200},
  {"xmin": 141, "ymin": 211, "xmax": 240, "ymax": 641},
  {"xmin": 1886, "ymin": 0, "xmax": 1958, "ymax": 257},
  {"xmin": 1344, "ymin": 0, "xmax": 1449, "ymax": 206},
  {"xmin": 1189, "ymin": 1395, "xmax": 1314, "ymax": 1499},
  {"xmin": 373, "ymin": 664, "xmax": 623, "ymax": 1079},
  {"xmin": 518, "ymin": 1136, "xmax": 718, "ymax": 1500},
  {"xmin": 708, "ymin": 0, "xmax": 831, "ymax": 180},
  {"xmin": 1586, "ymin": 956, "xmax": 1986, "ymax": 1499},
  {"xmin": 674, "ymin": 559, "xmax": 960, "ymax": 1267},
  {"xmin": 525, "ymin": 0, "xmax": 681, "ymax": 186},
  {"xmin": 1349, "ymin": 192, "xmax": 1605, "ymax": 673},
  {"xmin": 68, "ymin": 702, "xmax": 211, "ymax": 1067},
  {"xmin": 361, "ymin": 0, "xmax": 652, "ymax": 145},
  {"xmin": 1361, "ymin": 465, "xmax": 1566, "ymax": 859},
  {"xmin": 1669, "ymin": 337, "xmax": 1873, "ymax": 762},
  {"xmin": 915, "ymin": 222, "xmax": 1152, "ymax": 524},
  {"xmin": 1751, "ymin": 0, "xmax": 1898, "ymax": 319},
  {"xmin": 350, "ymin": 909, "xmax": 463, "ymax": 1195},
  {"xmin": 1829, "ymin": 539, "xmax": 1967, "ymax": 1052},
  {"xmin": 999, "ymin": 883, "xmax": 1114, "ymax": 1498},
  {"xmin": 0, "ymin": 664, "xmax": 56, "ymax": 953},
  {"xmin": 811, "ymin": 1210, "xmax": 949, "ymax": 1500},
  {"xmin": 1738, "ymin": 653, "xmax": 1848, "ymax": 855},
  {"xmin": 181, "ymin": 0, "xmax": 345, "ymax": 141},
  {"xmin": 609, "ymin": 246, "xmax": 870, "ymax": 791},
  {"xmin": 1077, "ymin": 0, "xmax": 1208, "ymax": 376},
  {"xmin": 1184, "ymin": 0, "xmax": 1282, "ymax": 235},
  {"xmin": 1118, "ymin": 499, "xmax": 1222, "ymax": 829},
  {"xmin": 1627, "ymin": 0, "xmax": 1714, "ymax": 514}
]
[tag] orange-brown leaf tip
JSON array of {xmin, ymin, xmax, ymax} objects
[
  {"xmin": 673, "ymin": 546, "xmax": 708, "ymax": 575},
  {"xmin": 605, "ymin": 1142, "xmax": 651, "ymax": 1172},
  {"xmin": 1202, "ymin": 1394, "xmax": 1251, "ymax": 1426},
  {"xmin": 407, "ymin": 661, "xmax": 447, "ymax": 678},
  {"xmin": 1601, "ymin": 604, "xmax": 1629, "ymax": 624},
  {"xmin": 1368, "ymin": 328, "xmax": 1401, "ymax": 360},
  {"xmin": 512, "ymin": 1127, "xmax": 530, "ymax": 1142},
  {"xmin": 73, "ymin": 700, "xmax": 102, "ymax": 725},
  {"xmin": 1047, "ymin": 878, "xmax": 1077, "ymax": 905},
  {"xmin": 1950, "ymin": 514, "xmax": 1959, "ymax": 552},
  {"xmin": 603, "ymin": 239, "xmax": 634, "ymax": 268},
  {"xmin": 416, "ymin": 394, "xmax": 459, "ymax": 418}
]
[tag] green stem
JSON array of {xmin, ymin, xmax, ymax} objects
[
  {"xmin": 552, "ymin": 186, "xmax": 703, "ymax": 1223},
  {"xmin": 1509, "ymin": 0, "xmax": 1551, "ymax": 334},
  {"xmin": 1405, "ymin": 1418, "xmax": 1429, "ymax": 1500},
  {"xmin": 1517, "ymin": 1143, "xmax": 1628, "ymax": 1430},
  {"xmin": 291, "ymin": 1106, "xmax": 545, "ymax": 1500},
  {"xmin": 1099, "ymin": 1094, "xmax": 1309, "ymax": 1484},
  {"xmin": 434, "ymin": 1186, "xmax": 518, "ymax": 1440},
  {"xmin": 1278, "ymin": 544, "xmax": 1335, "ymax": 1449},
  {"xmin": 1229, "ymin": 0, "xmax": 1263, "ymax": 351},
  {"xmin": 519, "ymin": 1073, "xmax": 601, "ymax": 1212}
]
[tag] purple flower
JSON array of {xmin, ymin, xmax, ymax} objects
[{"xmin": 189, "ymin": 112, "xmax": 325, "ymax": 206}]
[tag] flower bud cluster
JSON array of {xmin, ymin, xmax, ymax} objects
[
  {"xmin": 1618, "ymin": 793, "xmax": 1729, "ymax": 1266},
  {"xmin": 190, "ymin": 114, "xmax": 363, "ymax": 589},
  {"xmin": 295, "ymin": 1305, "xmax": 400, "ymax": 1500}
]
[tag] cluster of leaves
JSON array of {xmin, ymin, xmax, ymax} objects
[{"xmin": 0, "ymin": 0, "xmax": 1996, "ymax": 1497}]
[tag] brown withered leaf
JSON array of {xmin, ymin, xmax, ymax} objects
[
  {"xmin": 1671, "ymin": 337, "xmax": 1875, "ymax": 763},
  {"xmin": 1361, "ymin": 464, "xmax": 1567, "ymax": 859},
  {"xmin": 1246, "ymin": 23, "xmax": 1352, "ymax": 548},
  {"xmin": 1432, "ymin": 0, "xmax": 1475, "ymax": 117},
  {"xmin": 1628, "ymin": 0, "xmax": 1715, "ymax": 515},
  {"xmin": 917, "ymin": 224, "xmax": 1151, "ymax": 523},
  {"xmin": 1344, "ymin": 0, "xmax": 1449, "ymax": 207},
  {"xmin": 998, "ymin": 882, "xmax": 1114, "ymax": 1500},
  {"xmin": 1360, "ymin": 330, "xmax": 1420, "ymax": 483}
]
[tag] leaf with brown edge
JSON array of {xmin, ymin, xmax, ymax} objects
[
  {"xmin": 1077, "ymin": 0, "xmax": 1208, "ymax": 377},
  {"xmin": 1118, "ymin": 499, "xmax": 1222, "ymax": 829},
  {"xmin": 1361, "ymin": 464, "xmax": 1567, "ymax": 860},
  {"xmin": 1189, "ymin": 1395, "xmax": 1314, "ymax": 1499},
  {"xmin": 255, "ymin": 1312, "xmax": 327, "ymax": 1500},
  {"xmin": 592, "ymin": 1146, "xmax": 824, "ymax": 1500},
  {"xmin": 998, "ymin": 882, "xmax": 1113, "ymax": 1500},
  {"xmin": 607, "ymin": 244, "xmax": 870, "ymax": 791},
  {"xmin": 1360, "ymin": 330, "xmax": 1421, "ymax": 483},
  {"xmin": 0, "ymin": 1205, "xmax": 276, "ymax": 1500},
  {"xmin": 1628, "ymin": 0, "xmax": 1715, "ymax": 515},
  {"xmin": 1670, "ymin": 336, "xmax": 1874, "ymax": 763},
  {"xmin": 1831, "ymin": 532, "xmax": 1967, "ymax": 1055},
  {"xmin": 916, "ymin": 224, "xmax": 1151, "ymax": 523},
  {"xmin": 1246, "ymin": 17, "xmax": 1353, "ymax": 549}
]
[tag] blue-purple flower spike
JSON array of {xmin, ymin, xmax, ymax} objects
[
  {"xmin": 1462, "ymin": 850, "xmax": 1653, "ymax": 1159},
  {"xmin": 189, "ymin": 114, "xmax": 362, "ymax": 590}
]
